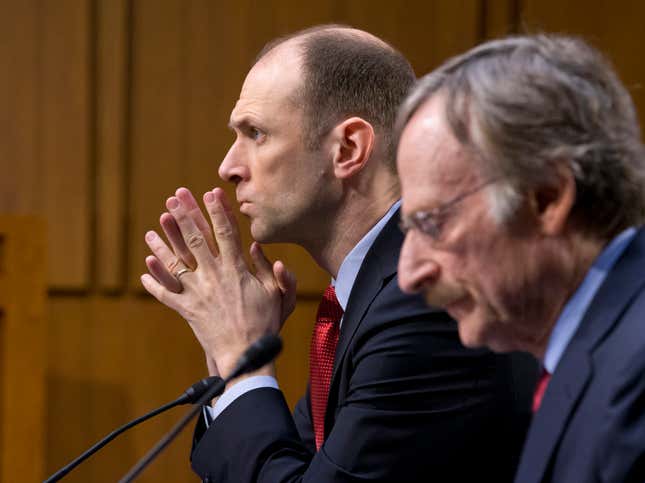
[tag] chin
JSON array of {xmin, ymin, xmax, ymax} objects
[
  {"xmin": 469, "ymin": 326, "xmax": 519, "ymax": 354},
  {"xmin": 250, "ymin": 220, "xmax": 286, "ymax": 244},
  {"xmin": 456, "ymin": 323, "xmax": 486, "ymax": 349},
  {"xmin": 455, "ymin": 311, "xmax": 505, "ymax": 352}
]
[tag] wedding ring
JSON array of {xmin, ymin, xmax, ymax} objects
[{"xmin": 174, "ymin": 267, "xmax": 192, "ymax": 279}]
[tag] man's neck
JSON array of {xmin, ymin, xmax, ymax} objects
[
  {"xmin": 305, "ymin": 191, "xmax": 399, "ymax": 277},
  {"xmin": 522, "ymin": 232, "xmax": 607, "ymax": 360}
]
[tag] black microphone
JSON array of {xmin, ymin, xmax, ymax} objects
[
  {"xmin": 177, "ymin": 376, "xmax": 223, "ymax": 405},
  {"xmin": 43, "ymin": 376, "xmax": 223, "ymax": 483},
  {"xmin": 119, "ymin": 334, "xmax": 282, "ymax": 483},
  {"xmin": 228, "ymin": 332, "xmax": 284, "ymax": 378}
]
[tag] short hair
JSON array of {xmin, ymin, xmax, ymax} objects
[
  {"xmin": 397, "ymin": 34, "xmax": 645, "ymax": 238},
  {"xmin": 258, "ymin": 25, "xmax": 416, "ymax": 170}
]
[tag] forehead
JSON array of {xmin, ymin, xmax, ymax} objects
[
  {"xmin": 397, "ymin": 96, "xmax": 481, "ymax": 208},
  {"xmin": 231, "ymin": 44, "xmax": 304, "ymax": 125}
]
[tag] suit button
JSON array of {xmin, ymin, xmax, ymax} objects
[{"xmin": 203, "ymin": 477, "xmax": 212, "ymax": 483}]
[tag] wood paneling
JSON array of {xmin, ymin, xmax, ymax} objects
[
  {"xmin": 41, "ymin": 0, "xmax": 92, "ymax": 289},
  {"xmin": 519, "ymin": 0, "xmax": 645, "ymax": 136},
  {"xmin": 483, "ymin": 0, "xmax": 519, "ymax": 38},
  {"xmin": 0, "ymin": 1, "xmax": 41, "ymax": 215},
  {"xmin": 0, "ymin": 216, "xmax": 46, "ymax": 483},
  {"xmin": 96, "ymin": 0, "xmax": 130, "ymax": 291},
  {"xmin": 46, "ymin": 296, "xmax": 204, "ymax": 482},
  {"xmin": 336, "ymin": 0, "xmax": 483, "ymax": 75}
]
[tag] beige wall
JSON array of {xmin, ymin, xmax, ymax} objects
[{"xmin": 2, "ymin": 0, "xmax": 645, "ymax": 481}]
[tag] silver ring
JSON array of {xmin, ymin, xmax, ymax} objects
[{"xmin": 174, "ymin": 267, "xmax": 192, "ymax": 279}]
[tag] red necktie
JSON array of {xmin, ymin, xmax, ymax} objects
[
  {"xmin": 532, "ymin": 368, "xmax": 552, "ymax": 413},
  {"xmin": 310, "ymin": 284, "xmax": 343, "ymax": 450}
]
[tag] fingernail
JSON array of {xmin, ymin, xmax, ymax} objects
[
  {"xmin": 204, "ymin": 191, "xmax": 215, "ymax": 203},
  {"xmin": 167, "ymin": 197, "xmax": 179, "ymax": 210},
  {"xmin": 145, "ymin": 231, "xmax": 156, "ymax": 242}
]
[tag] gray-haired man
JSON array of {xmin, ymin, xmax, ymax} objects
[{"xmin": 397, "ymin": 34, "xmax": 645, "ymax": 483}]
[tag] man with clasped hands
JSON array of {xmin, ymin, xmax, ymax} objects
[{"xmin": 142, "ymin": 25, "xmax": 537, "ymax": 482}]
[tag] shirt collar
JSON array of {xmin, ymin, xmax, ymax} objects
[
  {"xmin": 543, "ymin": 226, "xmax": 637, "ymax": 373},
  {"xmin": 333, "ymin": 201, "xmax": 401, "ymax": 310}
]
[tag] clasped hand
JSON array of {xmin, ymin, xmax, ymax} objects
[{"xmin": 141, "ymin": 187, "xmax": 296, "ymax": 379}]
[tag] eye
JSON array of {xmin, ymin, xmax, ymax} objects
[{"xmin": 248, "ymin": 126, "xmax": 265, "ymax": 142}]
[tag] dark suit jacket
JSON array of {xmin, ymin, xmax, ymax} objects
[
  {"xmin": 514, "ymin": 227, "xmax": 645, "ymax": 483},
  {"xmin": 191, "ymin": 212, "xmax": 538, "ymax": 482}
]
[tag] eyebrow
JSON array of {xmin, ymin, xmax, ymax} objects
[{"xmin": 228, "ymin": 116, "xmax": 255, "ymax": 132}]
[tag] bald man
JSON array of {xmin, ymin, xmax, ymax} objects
[{"xmin": 142, "ymin": 25, "xmax": 537, "ymax": 482}]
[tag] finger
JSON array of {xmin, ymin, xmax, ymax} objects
[
  {"xmin": 249, "ymin": 242, "xmax": 274, "ymax": 285},
  {"xmin": 167, "ymin": 196, "xmax": 217, "ymax": 269},
  {"xmin": 274, "ymin": 260, "xmax": 297, "ymax": 320},
  {"xmin": 273, "ymin": 260, "xmax": 297, "ymax": 296},
  {"xmin": 160, "ymin": 212, "xmax": 198, "ymax": 270},
  {"xmin": 140, "ymin": 273, "xmax": 182, "ymax": 311},
  {"xmin": 145, "ymin": 254, "xmax": 183, "ymax": 293},
  {"xmin": 212, "ymin": 188, "xmax": 243, "ymax": 242},
  {"xmin": 203, "ymin": 189, "xmax": 245, "ymax": 267},
  {"xmin": 175, "ymin": 187, "xmax": 218, "ymax": 256},
  {"xmin": 145, "ymin": 230, "xmax": 188, "ymax": 290}
]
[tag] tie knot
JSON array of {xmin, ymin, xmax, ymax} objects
[{"xmin": 316, "ymin": 285, "xmax": 343, "ymax": 324}]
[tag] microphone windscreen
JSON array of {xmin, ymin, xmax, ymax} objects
[{"xmin": 242, "ymin": 334, "xmax": 283, "ymax": 372}]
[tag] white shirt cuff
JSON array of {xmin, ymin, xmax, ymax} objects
[{"xmin": 203, "ymin": 375, "xmax": 279, "ymax": 425}]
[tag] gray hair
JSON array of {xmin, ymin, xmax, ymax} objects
[{"xmin": 397, "ymin": 34, "xmax": 645, "ymax": 238}]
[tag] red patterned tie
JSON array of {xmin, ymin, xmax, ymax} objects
[
  {"xmin": 310, "ymin": 284, "xmax": 343, "ymax": 450},
  {"xmin": 532, "ymin": 368, "xmax": 552, "ymax": 413}
]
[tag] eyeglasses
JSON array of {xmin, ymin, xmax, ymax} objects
[{"xmin": 399, "ymin": 178, "xmax": 500, "ymax": 241}]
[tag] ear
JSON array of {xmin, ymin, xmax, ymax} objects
[
  {"xmin": 527, "ymin": 165, "xmax": 577, "ymax": 236},
  {"xmin": 328, "ymin": 117, "xmax": 375, "ymax": 179}
]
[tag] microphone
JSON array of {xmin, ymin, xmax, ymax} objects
[
  {"xmin": 177, "ymin": 376, "xmax": 223, "ymax": 405},
  {"xmin": 228, "ymin": 332, "xmax": 284, "ymax": 378},
  {"xmin": 43, "ymin": 376, "xmax": 223, "ymax": 483},
  {"xmin": 119, "ymin": 334, "xmax": 282, "ymax": 483}
]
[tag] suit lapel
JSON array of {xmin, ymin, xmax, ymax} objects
[
  {"xmin": 516, "ymin": 350, "xmax": 592, "ymax": 483},
  {"xmin": 516, "ymin": 228, "xmax": 645, "ymax": 483},
  {"xmin": 329, "ymin": 210, "xmax": 402, "ymax": 393}
]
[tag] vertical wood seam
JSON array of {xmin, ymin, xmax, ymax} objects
[
  {"xmin": 122, "ymin": 0, "xmax": 135, "ymax": 294},
  {"xmin": 89, "ymin": 0, "xmax": 99, "ymax": 292}
]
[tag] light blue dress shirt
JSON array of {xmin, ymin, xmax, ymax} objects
[
  {"xmin": 204, "ymin": 201, "xmax": 401, "ymax": 422},
  {"xmin": 543, "ymin": 227, "xmax": 637, "ymax": 374}
]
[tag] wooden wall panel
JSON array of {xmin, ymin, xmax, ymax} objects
[
  {"xmin": 96, "ymin": 0, "xmax": 130, "ymax": 291},
  {"xmin": 337, "ymin": 0, "xmax": 483, "ymax": 76},
  {"xmin": 0, "ymin": 1, "xmax": 40, "ymax": 215},
  {"xmin": 46, "ymin": 296, "xmax": 204, "ymax": 482},
  {"xmin": 41, "ymin": 0, "xmax": 92, "ymax": 289},
  {"xmin": 129, "ymin": 0, "xmax": 188, "ymax": 292},
  {"xmin": 0, "ymin": 216, "xmax": 46, "ymax": 483},
  {"xmin": 518, "ymin": 0, "xmax": 645, "ymax": 135},
  {"xmin": 483, "ymin": 0, "xmax": 519, "ymax": 38}
]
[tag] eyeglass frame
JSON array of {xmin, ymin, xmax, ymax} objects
[{"xmin": 399, "ymin": 177, "xmax": 502, "ymax": 241}]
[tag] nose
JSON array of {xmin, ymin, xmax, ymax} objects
[
  {"xmin": 398, "ymin": 231, "xmax": 440, "ymax": 294},
  {"xmin": 218, "ymin": 142, "xmax": 249, "ymax": 184}
]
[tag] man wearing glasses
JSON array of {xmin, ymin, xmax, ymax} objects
[{"xmin": 396, "ymin": 34, "xmax": 645, "ymax": 483}]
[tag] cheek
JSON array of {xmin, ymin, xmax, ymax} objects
[{"xmin": 449, "ymin": 240, "xmax": 512, "ymax": 315}]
